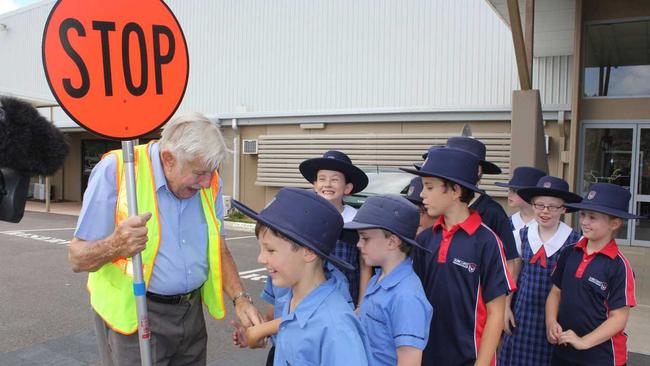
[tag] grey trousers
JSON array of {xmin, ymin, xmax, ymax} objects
[{"xmin": 93, "ymin": 294, "xmax": 207, "ymax": 366}]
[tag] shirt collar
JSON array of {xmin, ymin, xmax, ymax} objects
[
  {"xmin": 527, "ymin": 221, "xmax": 574, "ymax": 257},
  {"xmin": 149, "ymin": 142, "xmax": 169, "ymax": 191},
  {"xmin": 574, "ymin": 237, "xmax": 618, "ymax": 259},
  {"xmin": 433, "ymin": 209, "xmax": 482, "ymax": 236},
  {"xmin": 281, "ymin": 278, "xmax": 336, "ymax": 329},
  {"xmin": 367, "ymin": 257, "xmax": 414, "ymax": 294}
]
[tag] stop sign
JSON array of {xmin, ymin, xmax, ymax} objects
[{"xmin": 42, "ymin": 0, "xmax": 189, "ymax": 140}]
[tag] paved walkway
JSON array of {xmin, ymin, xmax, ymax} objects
[{"xmin": 24, "ymin": 200, "xmax": 650, "ymax": 356}]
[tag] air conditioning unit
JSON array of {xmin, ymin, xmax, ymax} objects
[
  {"xmin": 222, "ymin": 195, "xmax": 232, "ymax": 212},
  {"xmin": 33, "ymin": 183, "xmax": 46, "ymax": 200},
  {"xmin": 242, "ymin": 139, "xmax": 258, "ymax": 155}
]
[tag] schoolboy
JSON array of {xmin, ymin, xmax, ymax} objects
[
  {"xmin": 405, "ymin": 177, "xmax": 437, "ymax": 235},
  {"xmin": 446, "ymin": 137, "xmax": 520, "ymax": 271},
  {"xmin": 232, "ymin": 188, "xmax": 371, "ymax": 365},
  {"xmin": 299, "ymin": 150, "xmax": 371, "ymax": 304},
  {"xmin": 345, "ymin": 194, "xmax": 433, "ymax": 366},
  {"xmin": 498, "ymin": 176, "xmax": 582, "ymax": 365},
  {"xmin": 546, "ymin": 183, "xmax": 640, "ymax": 366},
  {"xmin": 402, "ymin": 146, "xmax": 516, "ymax": 366}
]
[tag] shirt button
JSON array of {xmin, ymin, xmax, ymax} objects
[
  {"xmin": 188, "ymin": 270, "xmax": 192, "ymax": 275},
  {"xmin": 182, "ymin": 239, "xmax": 186, "ymax": 244}
]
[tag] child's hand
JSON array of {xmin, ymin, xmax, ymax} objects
[
  {"xmin": 558, "ymin": 329, "xmax": 589, "ymax": 350},
  {"xmin": 546, "ymin": 322, "xmax": 563, "ymax": 344},
  {"xmin": 504, "ymin": 305, "xmax": 516, "ymax": 336},
  {"xmin": 231, "ymin": 320, "xmax": 249, "ymax": 348}
]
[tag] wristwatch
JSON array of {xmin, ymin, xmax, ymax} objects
[{"xmin": 232, "ymin": 291, "xmax": 253, "ymax": 306}]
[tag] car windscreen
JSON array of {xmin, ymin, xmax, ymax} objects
[{"xmin": 359, "ymin": 172, "xmax": 413, "ymax": 195}]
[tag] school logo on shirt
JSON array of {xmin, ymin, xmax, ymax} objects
[
  {"xmin": 452, "ymin": 258, "xmax": 477, "ymax": 273},
  {"xmin": 588, "ymin": 276, "xmax": 608, "ymax": 291},
  {"xmin": 587, "ymin": 190, "xmax": 597, "ymax": 200}
]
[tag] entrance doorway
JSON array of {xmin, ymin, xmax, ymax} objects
[{"xmin": 579, "ymin": 122, "xmax": 650, "ymax": 246}]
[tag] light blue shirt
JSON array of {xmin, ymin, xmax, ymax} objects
[
  {"xmin": 274, "ymin": 278, "xmax": 370, "ymax": 366},
  {"xmin": 74, "ymin": 142, "xmax": 225, "ymax": 295},
  {"xmin": 359, "ymin": 257, "xmax": 433, "ymax": 366}
]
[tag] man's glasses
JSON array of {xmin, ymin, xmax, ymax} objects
[{"xmin": 532, "ymin": 203, "xmax": 563, "ymax": 212}]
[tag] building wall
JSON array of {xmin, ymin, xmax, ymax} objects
[{"xmin": 583, "ymin": 0, "xmax": 650, "ymax": 21}]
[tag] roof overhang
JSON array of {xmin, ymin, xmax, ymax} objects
[{"xmin": 485, "ymin": 0, "xmax": 576, "ymax": 57}]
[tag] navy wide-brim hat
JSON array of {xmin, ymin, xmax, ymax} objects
[
  {"xmin": 516, "ymin": 175, "xmax": 582, "ymax": 212},
  {"xmin": 565, "ymin": 183, "xmax": 646, "ymax": 219},
  {"xmin": 299, "ymin": 150, "xmax": 369, "ymax": 194},
  {"xmin": 232, "ymin": 188, "xmax": 355, "ymax": 271},
  {"xmin": 447, "ymin": 136, "xmax": 502, "ymax": 175},
  {"xmin": 405, "ymin": 177, "xmax": 423, "ymax": 204},
  {"xmin": 495, "ymin": 166, "xmax": 547, "ymax": 189},
  {"xmin": 344, "ymin": 195, "xmax": 431, "ymax": 253},
  {"xmin": 400, "ymin": 147, "xmax": 484, "ymax": 193}
]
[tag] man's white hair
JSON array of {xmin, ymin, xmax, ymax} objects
[{"xmin": 159, "ymin": 112, "xmax": 229, "ymax": 170}]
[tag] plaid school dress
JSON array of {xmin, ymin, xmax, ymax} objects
[{"xmin": 498, "ymin": 222, "xmax": 581, "ymax": 366}]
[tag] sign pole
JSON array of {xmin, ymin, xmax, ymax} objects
[{"xmin": 121, "ymin": 140, "xmax": 152, "ymax": 366}]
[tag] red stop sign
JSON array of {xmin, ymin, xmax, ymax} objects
[{"xmin": 42, "ymin": 0, "xmax": 189, "ymax": 140}]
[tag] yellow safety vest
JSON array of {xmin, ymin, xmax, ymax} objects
[{"xmin": 87, "ymin": 142, "xmax": 225, "ymax": 335}]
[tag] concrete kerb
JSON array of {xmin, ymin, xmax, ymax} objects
[{"xmin": 223, "ymin": 220, "xmax": 255, "ymax": 233}]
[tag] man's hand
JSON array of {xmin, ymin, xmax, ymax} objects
[
  {"xmin": 558, "ymin": 329, "xmax": 589, "ymax": 350},
  {"xmin": 504, "ymin": 304, "xmax": 516, "ymax": 336},
  {"xmin": 111, "ymin": 213, "xmax": 152, "ymax": 258},
  {"xmin": 546, "ymin": 321, "xmax": 563, "ymax": 344},
  {"xmin": 234, "ymin": 298, "xmax": 264, "ymax": 328}
]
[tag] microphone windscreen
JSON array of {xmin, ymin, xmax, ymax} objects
[{"xmin": 0, "ymin": 96, "xmax": 69, "ymax": 176}]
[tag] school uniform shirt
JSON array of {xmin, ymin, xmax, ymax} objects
[
  {"xmin": 274, "ymin": 278, "xmax": 371, "ymax": 366},
  {"xmin": 334, "ymin": 204, "xmax": 362, "ymax": 304},
  {"xmin": 471, "ymin": 193, "xmax": 519, "ymax": 261},
  {"xmin": 412, "ymin": 210, "xmax": 516, "ymax": 366},
  {"xmin": 359, "ymin": 257, "xmax": 432, "ymax": 366},
  {"xmin": 551, "ymin": 237, "xmax": 636, "ymax": 366},
  {"xmin": 498, "ymin": 221, "xmax": 581, "ymax": 366}
]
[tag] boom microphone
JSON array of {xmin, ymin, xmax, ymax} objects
[
  {"xmin": 0, "ymin": 96, "xmax": 70, "ymax": 222},
  {"xmin": 0, "ymin": 96, "xmax": 69, "ymax": 176}
]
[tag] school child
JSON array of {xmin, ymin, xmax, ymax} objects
[
  {"xmin": 494, "ymin": 166, "xmax": 547, "ymax": 233},
  {"xmin": 446, "ymin": 137, "xmax": 521, "ymax": 272},
  {"xmin": 299, "ymin": 150, "xmax": 371, "ymax": 305},
  {"xmin": 405, "ymin": 177, "xmax": 437, "ymax": 235},
  {"xmin": 546, "ymin": 183, "xmax": 640, "ymax": 366},
  {"xmin": 497, "ymin": 175, "xmax": 582, "ymax": 366},
  {"xmin": 231, "ymin": 187, "xmax": 371, "ymax": 365},
  {"xmin": 345, "ymin": 194, "xmax": 433, "ymax": 366},
  {"xmin": 402, "ymin": 146, "xmax": 516, "ymax": 366}
]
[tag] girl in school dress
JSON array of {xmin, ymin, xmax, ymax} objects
[{"xmin": 498, "ymin": 176, "xmax": 582, "ymax": 366}]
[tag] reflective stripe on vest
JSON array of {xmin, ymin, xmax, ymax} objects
[{"xmin": 87, "ymin": 142, "xmax": 225, "ymax": 335}]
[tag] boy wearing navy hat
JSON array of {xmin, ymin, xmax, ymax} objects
[
  {"xmin": 447, "ymin": 137, "xmax": 520, "ymax": 274},
  {"xmin": 298, "ymin": 150, "xmax": 372, "ymax": 305},
  {"xmin": 345, "ymin": 195, "xmax": 433, "ymax": 366},
  {"xmin": 402, "ymin": 147, "xmax": 516, "ymax": 366},
  {"xmin": 231, "ymin": 188, "xmax": 371, "ymax": 365},
  {"xmin": 405, "ymin": 177, "xmax": 437, "ymax": 235},
  {"xmin": 498, "ymin": 176, "xmax": 582, "ymax": 366},
  {"xmin": 546, "ymin": 183, "xmax": 640, "ymax": 366}
]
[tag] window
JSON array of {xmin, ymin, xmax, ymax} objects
[{"xmin": 583, "ymin": 19, "xmax": 650, "ymax": 97}]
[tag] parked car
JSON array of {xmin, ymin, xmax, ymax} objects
[{"xmin": 343, "ymin": 166, "xmax": 414, "ymax": 208}]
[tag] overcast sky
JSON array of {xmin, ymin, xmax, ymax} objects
[{"xmin": 0, "ymin": 0, "xmax": 41, "ymax": 15}]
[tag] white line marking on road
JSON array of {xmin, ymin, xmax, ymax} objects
[
  {"xmin": 0, "ymin": 231, "xmax": 70, "ymax": 245},
  {"xmin": 228, "ymin": 235, "xmax": 256, "ymax": 241},
  {"xmin": 0, "ymin": 227, "xmax": 75, "ymax": 233}
]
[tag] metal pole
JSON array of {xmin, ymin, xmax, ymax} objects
[{"xmin": 121, "ymin": 140, "xmax": 152, "ymax": 366}]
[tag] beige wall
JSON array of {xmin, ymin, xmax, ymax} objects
[{"xmin": 581, "ymin": 98, "xmax": 650, "ymax": 121}]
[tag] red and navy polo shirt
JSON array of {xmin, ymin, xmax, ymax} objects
[
  {"xmin": 551, "ymin": 237, "xmax": 636, "ymax": 366},
  {"xmin": 470, "ymin": 193, "xmax": 519, "ymax": 261},
  {"xmin": 413, "ymin": 210, "xmax": 516, "ymax": 366}
]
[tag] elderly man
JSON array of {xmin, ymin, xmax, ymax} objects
[{"xmin": 68, "ymin": 112, "xmax": 262, "ymax": 365}]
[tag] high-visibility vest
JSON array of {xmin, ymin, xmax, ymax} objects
[{"xmin": 87, "ymin": 142, "xmax": 225, "ymax": 335}]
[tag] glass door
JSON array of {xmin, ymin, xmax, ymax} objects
[{"xmin": 580, "ymin": 123, "xmax": 650, "ymax": 246}]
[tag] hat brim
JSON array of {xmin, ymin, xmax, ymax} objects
[
  {"xmin": 563, "ymin": 202, "xmax": 646, "ymax": 219},
  {"xmin": 400, "ymin": 167, "xmax": 484, "ymax": 194},
  {"xmin": 405, "ymin": 196, "xmax": 423, "ymax": 205},
  {"xmin": 480, "ymin": 161, "xmax": 502, "ymax": 175},
  {"xmin": 494, "ymin": 182, "xmax": 530, "ymax": 189},
  {"xmin": 299, "ymin": 158, "xmax": 369, "ymax": 194},
  {"xmin": 516, "ymin": 187, "xmax": 583, "ymax": 213},
  {"xmin": 343, "ymin": 221, "xmax": 432, "ymax": 253},
  {"xmin": 232, "ymin": 200, "xmax": 355, "ymax": 271}
]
